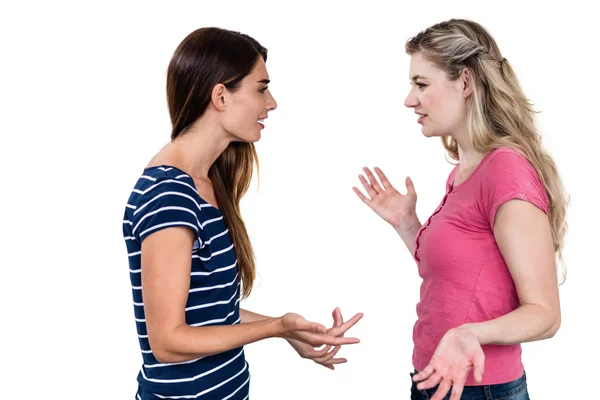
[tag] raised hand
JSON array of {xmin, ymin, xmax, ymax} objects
[
  {"xmin": 412, "ymin": 327, "xmax": 485, "ymax": 400},
  {"xmin": 353, "ymin": 167, "xmax": 417, "ymax": 228},
  {"xmin": 286, "ymin": 308, "xmax": 362, "ymax": 370}
]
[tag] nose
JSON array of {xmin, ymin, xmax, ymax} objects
[
  {"xmin": 404, "ymin": 88, "xmax": 419, "ymax": 109},
  {"xmin": 266, "ymin": 90, "xmax": 277, "ymax": 111}
]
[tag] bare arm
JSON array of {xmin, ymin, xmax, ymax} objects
[
  {"xmin": 142, "ymin": 227, "xmax": 357, "ymax": 364},
  {"xmin": 462, "ymin": 199, "xmax": 561, "ymax": 344},
  {"xmin": 392, "ymin": 214, "xmax": 422, "ymax": 255}
]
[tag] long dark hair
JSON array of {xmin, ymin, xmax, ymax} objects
[{"xmin": 167, "ymin": 27, "xmax": 267, "ymax": 297}]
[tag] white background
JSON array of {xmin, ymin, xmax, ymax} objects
[{"xmin": 1, "ymin": 0, "xmax": 598, "ymax": 398}]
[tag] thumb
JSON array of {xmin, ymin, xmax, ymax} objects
[
  {"xmin": 472, "ymin": 351, "xmax": 485, "ymax": 383},
  {"xmin": 405, "ymin": 176, "xmax": 416, "ymax": 195}
]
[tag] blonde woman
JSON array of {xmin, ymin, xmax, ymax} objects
[{"xmin": 354, "ymin": 19, "xmax": 567, "ymax": 400}]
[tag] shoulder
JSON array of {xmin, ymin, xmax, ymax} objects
[
  {"xmin": 477, "ymin": 147, "xmax": 549, "ymax": 220},
  {"xmin": 481, "ymin": 147, "xmax": 537, "ymax": 180}
]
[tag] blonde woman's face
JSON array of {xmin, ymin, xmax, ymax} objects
[{"xmin": 404, "ymin": 53, "xmax": 467, "ymax": 138}]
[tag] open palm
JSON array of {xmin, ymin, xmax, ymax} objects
[
  {"xmin": 412, "ymin": 327, "xmax": 485, "ymax": 400},
  {"xmin": 353, "ymin": 167, "xmax": 417, "ymax": 227}
]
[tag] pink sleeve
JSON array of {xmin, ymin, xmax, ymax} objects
[{"xmin": 480, "ymin": 150, "xmax": 549, "ymax": 228}]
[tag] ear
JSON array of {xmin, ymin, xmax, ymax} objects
[
  {"xmin": 459, "ymin": 68, "xmax": 474, "ymax": 98},
  {"xmin": 211, "ymin": 83, "xmax": 227, "ymax": 111}
]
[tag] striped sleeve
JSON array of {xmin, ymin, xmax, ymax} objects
[{"xmin": 131, "ymin": 178, "xmax": 203, "ymax": 243}]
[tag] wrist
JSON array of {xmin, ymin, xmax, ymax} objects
[
  {"xmin": 392, "ymin": 212, "xmax": 420, "ymax": 232},
  {"xmin": 459, "ymin": 323, "xmax": 486, "ymax": 344},
  {"xmin": 271, "ymin": 316, "xmax": 287, "ymax": 339}
]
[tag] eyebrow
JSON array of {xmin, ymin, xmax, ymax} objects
[
  {"xmin": 257, "ymin": 79, "xmax": 270, "ymax": 84},
  {"xmin": 411, "ymin": 75, "xmax": 428, "ymax": 82}
]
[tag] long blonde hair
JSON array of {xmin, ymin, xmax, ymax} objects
[{"xmin": 406, "ymin": 19, "xmax": 568, "ymax": 282}]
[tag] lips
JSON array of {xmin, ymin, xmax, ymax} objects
[{"xmin": 416, "ymin": 112, "xmax": 428, "ymax": 124}]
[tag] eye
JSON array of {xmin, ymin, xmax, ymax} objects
[
  {"xmin": 259, "ymin": 87, "xmax": 268, "ymax": 93},
  {"xmin": 416, "ymin": 82, "xmax": 427, "ymax": 89}
]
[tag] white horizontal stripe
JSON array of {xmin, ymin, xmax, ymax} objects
[
  {"xmin": 205, "ymin": 228, "xmax": 229, "ymax": 245},
  {"xmin": 153, "ymin": 360, "xmax": 248, "ymax": 399},
  {"xmin": 134, "ymin": 180, "xmax": 199, "ymax": 208},
  {"xmin": 175, "ymin": 174, "xmax": 188, "ymax": 179},
  {"xmin": 141, "ymin": 348, "xmax": 243, "ymax": 384},
  {"xmin": 133, "ymin": 301, "xmax": 143, "ymax": 306},
  {"xmin": 123, "ymin": 220, "xmax": 133, "ymax": 225},
  {"xmin": 189, "ymin": 273, "xmax": 238, "ymax": 293},
  {"xmin": 126, "ymin": 204, "xmax": 137, "ymax": 209},
  {"xmin": 185, "ymin": 288, "xmax": 238, "ymax": 312},
  {"xmin": 191, "ymin": 260, "xmax": 237, "ymax": 277},
  {"xmin": 158, "ymin": 167, "xmax": 173, "ymax": 172},
  {"xmin": 222, "ymin": 375, "xmax": 250, "ymax": 400},
  {"xmin": 132, "ymin": 285, "xmax": 142, "ymax": 290},
  {"xmin": 135, "ymin": 317, "xmax": 145, "ymax": 322},
  {"xmin": 137, "ymin": 394, "xmax": 142, "ymax": 400},
  {"xmin": 141, "ymin": 349, "xmax": 153, "ymax": 354},
  {"xmin": 128, "ymin": 251, "xmax": 141, "ymax": 257},
  {"xmin": 198, "ymin": 244, "xmax": 234, "ymax": 261},
  {"xmin": 124, "ymin": 236, "xmax": 135, "ymax": 240},
  {"xmin": 191, "ymin": 302, "xmax": 239, "ymax": 327},
  {"xmin": 138, "ymin": 334, "xmax": 148, "ymax": 338},
  {"xmin": 139, "ymin": 221, "xmax": 199, "ymax": 239},
  {"xmin": 201, "ymin": 215, "xmax": 223, "ymax": 228},
  {"xmin": 130, "ymin": 268, "xmax": 141, "ymax": 273},
  {"xmin": 141, "ymin": 175, "xmax": 157, "ymax": 181},
  {"xmin": 133, "ymin": 206, "xmax": 201, "ymax": 235},
  {"xmin": 144, "ymin": 355, "xmax": 205, "ymax": 369}
]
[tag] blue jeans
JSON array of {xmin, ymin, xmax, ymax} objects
[{"xmin": 410, "ymin": 370, "xmax": 529, "ymax": 400}]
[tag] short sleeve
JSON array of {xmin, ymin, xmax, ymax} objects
[
  {"xmin": 479, "ymin": 150, "xmax": 549, "ymax": 228},
  {"xmin": 131, "ymin": 178, "xmax": 202, "ymax": 244}
]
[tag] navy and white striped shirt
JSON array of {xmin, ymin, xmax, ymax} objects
[{"xmin": 123, "ymin": 166, "xmax": 250, "ymax": 400}]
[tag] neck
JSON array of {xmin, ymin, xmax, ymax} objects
[
  {"xmin": 452, "ymin": 128, "xmax": 486, "ymax": 170},
  {"xmin": 168, "ymin": 114, "xmax": 233, "ymax": 179}
]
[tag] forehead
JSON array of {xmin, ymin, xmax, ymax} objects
[
  {"xmin": 409, "ymin": 53, "xmax": 443, "ymax": 80},
  {"xmin": 247, "ymin": 57, "xmax": 269, "ymax": 80}
]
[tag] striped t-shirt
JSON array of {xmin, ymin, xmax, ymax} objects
[{"xmin": 122, "ymin": 165, "xmax": 250, "ymax": 400}]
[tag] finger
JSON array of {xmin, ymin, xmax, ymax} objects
[
  {"xmin": 311, "ymin": 345, "xmax": 332, "ymax": 358},
  {"xmin": 333, "ymin": 307, "xmax": 343, "ymax": 328},
  {"xmin": 316, "ymin": 335, "xmax": 360, "ymax": 346},
  {"xmin": 352, "ymin": 186, "xmax": 371, "ymax": 205},
  {"xmin": 358, "ymin": 174, "xmax": 379, "ymax": 198},
  {"xmin": 416, "ymin": 371, "xmax": 443, "ymax": 390},
  {"xmin": 313, "ymin": 345, "xmax": 341, "ymax": 363},
  {"xmin": 374, "ymin": 167, "xmax": 394, "ymax": 190},
  {"xmin": 363, "ymin": 167, "xmax": 384, "ymax": 193},
  {"xmin": 322, "ymin": 357, "xmax": 347, "ymax": 365},
  {"xmin": 431, "ymin": 377, "xmax": 452, "ymax": 400},
  {"xmin": 473, "ymin": 351, "xmax": 485, "ymax": 383},
  {"xmin": 449, "ymin": 381, "xmax": 464, "ymax": 400},
  {"xmin": 328, "ymin": 312, "xmax": 364, "ymax": 336},
  {"xmin": 296, "ymin": 319, "xmax": 327, "ymax": 334},
  {"xmin": 412, "ymin": 364, "xmax": 436, "ymax": 381},
  {"xmin": 406, "ymin": 176, "xmax": 416, "ymax": 195}
]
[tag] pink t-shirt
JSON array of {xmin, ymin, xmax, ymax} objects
[{"xmin": 412, "ymin": 147, "xmax": 549, "ymax": 386}]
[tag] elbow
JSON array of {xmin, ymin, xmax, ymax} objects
[
  {"xmin": 153, "ymin": 349, "xmax": 182, "ymax": 364},
  {"xmin": 149, "ymin": 333, "xmax": 186, "ymax": 364},
  {"xmin": 545, "ymin": 311, "xmax": 561, "ymax": 339}
]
